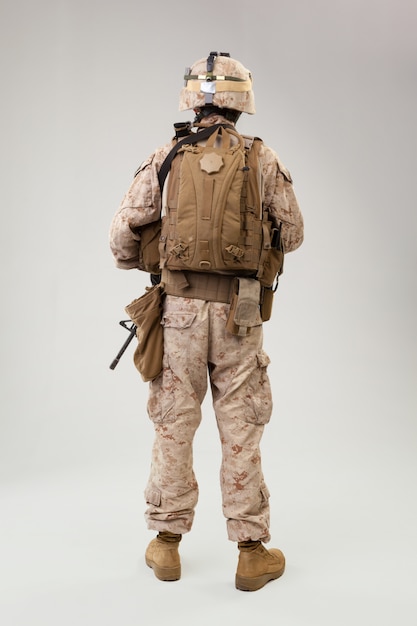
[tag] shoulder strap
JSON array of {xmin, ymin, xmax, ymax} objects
[{"xmin": 157, "ymin": 123, "xmax": 234, "ymax": 194}]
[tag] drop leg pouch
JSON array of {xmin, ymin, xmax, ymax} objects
[{"xmin": 124, "ymin": 284, "xmax": 165, "ymax": 382}]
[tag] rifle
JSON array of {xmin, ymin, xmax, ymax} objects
[{"xmin": 109, "ymin": 320, "xmax": 137, "ymax": 370}]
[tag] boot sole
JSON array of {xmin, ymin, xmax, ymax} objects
[
  {"xmin": 145, "ymin": 556, "xmax": 181, "ymax": 581},
  {"xmin": 235, "ymin": 565, "xmax": 285, "ymax": 592}
]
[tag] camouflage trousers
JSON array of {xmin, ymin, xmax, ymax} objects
[{"xmin": 144, "ymin": 295, "xmax": 273, "ymax": 542}]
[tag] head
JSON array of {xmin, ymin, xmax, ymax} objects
[{"xmin": 179, "ymin": 51, "xmax": 255, "ymax": 124}]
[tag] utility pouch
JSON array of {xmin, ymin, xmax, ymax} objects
[
  {"xmin": 260, "ymin": 287, "xmax": 274, "ymax": 322},
  {"xmin": 260, "ymin": 226, "xmax": 284, "ymax": 288},
  {"xmin": 138, "ymin": 220, "xmax": 162, "ymax": 275},
  {"xmin": 124, "ymin": 284, "xmax": 165, "ymax": 381},
  {"xmin": 226, "ymin": 277, "xmax": 262, "ymax": 336}
]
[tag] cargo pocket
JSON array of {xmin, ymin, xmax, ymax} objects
[
  {"xmin": 145, "ymin": 487, "xmax": 161, "ymax": 508},
  {"xmin": 147, "ymin": 368, "xmax": 176, "ymax": 423},
  {"xmin": 147, "ymin": 312, "xmax": 197, "ymax": 424},
  {"xmin": 161, "ymin": 312, "xmax": 197, "ymax": 368},
  {"xmin": 243, "ymin": 350, "xmax": 273, "ymax": 424},
  {"xmin": 162, "ymin": 312, "xmax": 196, "ymax": 331}
]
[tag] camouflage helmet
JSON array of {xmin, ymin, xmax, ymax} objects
[{"xmin": 179, "ymin": 51, "xmax": 255, "ymax": 115}]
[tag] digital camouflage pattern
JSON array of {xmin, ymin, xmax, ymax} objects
[
  {"xmin": 179, "ymin": 54, "xmax": 256, "ymax": 114},
  {"xmin": 144, "ymin": 295, "xmax": 271, "ymax": 542}
]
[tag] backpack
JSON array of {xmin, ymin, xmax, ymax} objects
[{"xmin": 158, "ymin": 124, "xmax": 283, "ymax": 287}]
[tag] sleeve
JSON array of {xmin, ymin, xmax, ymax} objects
[
  {"xmin": 109, "ymin": 149, "xmax": 166, "ymax": 270},
  {"xmin": 262, "ymin": 145, "xmax": 304, "ymax": 254}
]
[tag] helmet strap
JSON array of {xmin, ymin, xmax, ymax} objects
[{"xmin": 193, "ymin": 105, "xmax": 241, "ymax": 124}]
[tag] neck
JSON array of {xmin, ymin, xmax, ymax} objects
[{"xmin": 194, "ymin": 114, "xmax": 235, "ymax": 128}]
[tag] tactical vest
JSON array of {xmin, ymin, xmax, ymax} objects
[{"xmin": 157, "ymin": 125, "xmax": 283, "ymax": 288}]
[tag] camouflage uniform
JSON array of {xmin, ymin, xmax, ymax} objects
[{"xmin": 110, "ymin": 115, "xmax": 304, "ymax": 543}]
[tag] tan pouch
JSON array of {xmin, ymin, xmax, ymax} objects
[
  {"xmin": 260, "ymin": 247, "xmax": 284, "ymax": 288},
  {"xmin": 225, "ymin": 290, "xmax": 241, "ymax": 335},
  {"xmin": 124, "ymin": 284, "xmax": 165, "ymax": 381},
  {"xmin": 139, "ymin": 220, "xmax": 162, "ymax": 274},
  {"xmin": 260, "ymin": 287, "xmax": 274, "ymax": 322},
  {"xmin": 226, "ymin": 278, "xmax": 262, "ymax": 336}
]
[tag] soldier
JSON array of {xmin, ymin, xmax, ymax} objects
[{"xmin": 109, "ymin": 52, "xmax": 304, "ymax": 591}]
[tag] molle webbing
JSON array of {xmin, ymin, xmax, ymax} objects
[
  {"xmin": 160, "ymin": 128, "xmax": 270, "ymax": 279},
  {"xmin": 161, "ymin": 268, "xmax": 235, "ymax": 303}
]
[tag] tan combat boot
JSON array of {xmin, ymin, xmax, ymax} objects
[
  {"xmin": 145, "ymin": 532, "xmax": 182, "ymax": 581},
  {"xmin": 235, "ymin": 540, "xmax": 285, "ymax": 591}
]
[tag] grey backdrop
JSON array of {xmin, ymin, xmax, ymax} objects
[{"xmin": 1, "ymin": 0, "xmax": 416, "ymax": 624}]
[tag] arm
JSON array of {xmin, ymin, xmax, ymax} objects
[
  {"xmin": 262, "ymin": 145, "xmax": 304, "ymax": 254},
  {"xmin": 109, "ymin": 146, "xmax": 170, "ymax": 269}
]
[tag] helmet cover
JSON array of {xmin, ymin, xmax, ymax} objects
[{"xmin": 179, "ymin": 51, "xmax": 255, "ymax": 114}]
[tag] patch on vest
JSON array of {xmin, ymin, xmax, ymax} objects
[{"xmin": 199, "ymin": 152, "xmax": 224, "ymax": 174}]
